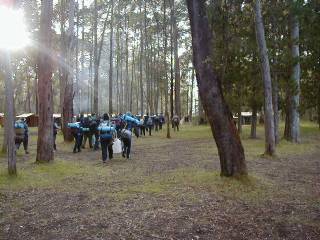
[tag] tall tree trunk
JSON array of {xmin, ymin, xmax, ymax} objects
[
  {"xmin": 108, "ymin": 0, "xmax": 114, "ymax": 114},
  {"xmin": 36, "ymin": 0, "xmax": 54, "ymax": 163},
  {"xmin": 285, "ymin": 11, "xmax": 301, "ymax": 142},
  {"xmin": 34, "ymin": 65, "xmax": 38, "ymax": 114},
  {"xmin": 187, "ymin": 0, "xmax": 247, "ymax": 177},
  {"xmin": 189, "ymin": 68, "xmax": 195, "ymax": 122},
  {"xmin": 163, "ymin": 0, "xmax": 171, "ymax": 138},
  {"xmin": 61, "ymin": 0, "xmax": 76, "ymax": 142},
  {"xmin": 253, "ymin": 0, "xmax": 276, "ymax": 156},
  {"xmin": 93, "ymin": 0, "xmax": 99, "ymax": 113},
  {"xmin": 2, "ymin": 52, "xmax": 16, "ymax": 174},
  {"xmin": 75, "ymin": 3, "xmax": 80, "ymax": 114},
  {"xmin": 81, "ymin": 0, "xmax": 85, "ymax": 112},
  {"xmin": 130, "ymin": 47, "xmax": 135, "ymax": 113},
  {"xmin": 139, "ymin": 4, "xmax": 144, "ymax": 116},
  {"xmin": 170, "ymin": 21, "xmax": 174, "ymax": 119},
  {"xmin": 170, "ymin": 0, "xmax": 181, "ymax": 118},
  {"xmin": 125, "ymin": 15, "xmax": 130, "ymax": 112},
  {"xmin": 273, "ymin": 75, "xmax": 280, "ymax": 144}
]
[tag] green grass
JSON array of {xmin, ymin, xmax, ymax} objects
[{"xmin": 0, "ymin": 121, "xmax": 319, "ymax": 201}]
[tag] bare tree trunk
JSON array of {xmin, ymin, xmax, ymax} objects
[
  {"xmin": 273, "ymin": 75, "xmax": 280, "ymax": 144},
  {"xmin": 93, "ymin": 0, "xmax": 99, "ymax": 113},
  {"xmin": 125, "ymin": 15, "xmax": 130, "ymax": 112},
  {"xmin": 1, "ymin": 52, "xmax": 16, "ymax": 174},
  {"xmin": 189, "ymin": 68, "xmax": 195, "ymax": 122},
  {"xmin": 187, "ymin": 0, "xmax": 247, "ymax": 177},
  {"xmin": 36, "ymin": 0, "xmax": 54, "ymax": 163},
  {"xmin": 139, "ymin": 4, "xmax": 144, "ymax": 116},
  {"xmin": 108, "ymin": 0, "xmax": 114, "ymax": 114},
  {"xmin": 253, "ymin": 0, "xmax": 276, "ymax": 156},
  {"xmin": 130, "ymin": 47, "xmax": 135, "ymax": 113},
  {"xmin": 170, "ymin": 0, "xmax": 181, "ymax": 118},
  {"xmin": 75, "ymin": 3, "xmax": 80, "ymax": 114},
  {"xmin": 170, "ymin": 21, "xmax": 174, "ymax": 119},
  {"xmin": 285, "ymin": 12, "xmax": 301, "ymax": 142},
  {"xmin": 163, "ymin": 0, "xmax": 170, "ymax": 138}
]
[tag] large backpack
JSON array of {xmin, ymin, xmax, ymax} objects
[
  {"xmin": 98, "ymin": 121, "xmax": 114, "ymax": 140},
  {"xmin": 147, "ymin": 117, "xmax": 153, "ymax": 126},
  {"xmin": 15, "ymin": 122, "xmax": 25, "ymax": 141}
]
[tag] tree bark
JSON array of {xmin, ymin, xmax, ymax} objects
[
  {"xmin": 2, "ymin": 52, "xmax": 16, "ymax": 174},
  {"xmin": 170, "ymin": 0, "xmax": 181, "ymax": 118},
  {"xmin": 189, "ymin": 68, "xmax": 195, "ymax": 122},
  {"xmin": 61, "ymin": 0, "xmax": 76, "ymax": 142},
  {"xmin": 273, "ymin": 75, "xmax": 280, "ymax": 144},
  {"xmin": 253, "ymin": 0, "xmax": 276, "ymax": 156},
  {"xmin": 163, "ymin": 0, "xmax": 171, "ymax": 138},
  {"xmin": 108, "ymin": 0, "xmax": 114, "ymax": 114},
  {"xmin": 187, "ymin": 0, "xmax": 247, "ymax": 177},
  {"xmin": 36, "ymin": 0, "xmax": 54, "ymax": 163},
  {"xmin": 139, "ymin": 3, "xmax": 144, "ymax": 116},
  {"xmin": 285, "ymin": 12, "xmax": 301, "ymax": 142}
]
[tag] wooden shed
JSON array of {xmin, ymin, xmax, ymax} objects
[
  {"xmin": 16, "ymin": 113, "xmax": 39, "ymax": 127},
  {"xmin": 0, "ymin": 113, "xmax": 4, "ymax": 127}
]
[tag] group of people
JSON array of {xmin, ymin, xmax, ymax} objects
[
  {"xmin": 67, "ymin": 112, "xmax": 168, "ymax": 163},
  {"xmin": 12, "ymin": 112, "xmax": 181, "ymax": 163}
]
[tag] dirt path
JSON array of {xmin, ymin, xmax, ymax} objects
[{"xmin": 0, "ymin": 126, "xmax": 319, "ymax": 239}]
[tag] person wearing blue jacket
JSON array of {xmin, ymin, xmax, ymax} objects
[
  {"xmin": 14, "ymin": 118, "xmax": 29, "ymax": 154},
  {"xmin": 98, "ymin": 113, "xmax": 116, "ymax": 163}
]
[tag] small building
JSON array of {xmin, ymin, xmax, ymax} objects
[
  {"xmin": 16, "ymin": 113, "xmax": 39, "ymax": 127},
  {"xmin": 233, "ymin": 112, "xmax": 258, "ymax": 125},
  {"xmin": 0, "ymin": 113, "xmax": 4, "ymax": 127}
]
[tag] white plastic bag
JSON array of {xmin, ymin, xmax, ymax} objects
[{"xmin": 112, "ymin": 138, "xmax": 122, "ymax": 154}]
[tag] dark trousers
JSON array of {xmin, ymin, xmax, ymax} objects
[
  {"xmin": 159, "ymin": 123, "xmax": 163, "ymax": 130},
  {"xmin": 82, "ymin": 133, "xmax": 93, "ymax": 148},
  {"xmin": 122, "ymin": 138, "xmax": 131, "ymax": 158},
  {"xmin": 73, "ymin": 133, "xmax": 83, "ymax": 153},
  {"xmin": 94, "ymin": 132, "xmax": 100, "ymax": 150},
  {"xmin": 155, "ymin": 123, "xmax": 159, "ymax": 131},
  {"xmin": 15, "ymin": 136, "xmax": 28, "ymax": 153},
  {"xmin": 101, "ymin": 138, "xmax": 113, "ymax": 162},
  {"xmin": 53, "ymin": 133, "xmax": 57, "ymax": 150},
  {"xmin": 140, "ymin": 126, "xmax": 145, "ymax": 136},
  {"xmin": 173, "ymin": 122, "xmax": 179, "ymax": 132},
  {"xmin": 147, "ymin": 125, "xmax": 152, "ymax": 136}
]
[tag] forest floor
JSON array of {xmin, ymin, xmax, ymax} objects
[{"xmin": 0, "ymin": 123, "xmax": 319, "ymax": 240}]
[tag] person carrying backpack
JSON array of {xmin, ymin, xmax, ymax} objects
[
  {"xmin": 68, "ymin": 119, "xmax": 84, "ymax": 153},
  {"xmin": 90, "ymin": 113, "xmax": 100, "ymax": 150},
  {"xmin": 82, "ymin": 115, "xmax": 93, "ymax": 149},
  {"xmin": 172, "ymin": 114, "xmax": 180, "ymax": 132},
  {"xmin": 146, "ymin": 114, "xmax": 153, "ymax": 136},
  {"xmin": 120, "ymin": 127, "xmax": 132, "ymax": 159},
  {"xmin": 14, "ymin": 118, "xmax": 29, "ymax": 154},
  {"xmin": 98, "ymin": 113, "xmax": 116, "ymax": 163}
]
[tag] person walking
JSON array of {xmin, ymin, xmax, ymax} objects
[
  {"xmin": 14, "ymin": 118, "xmax": 29, "ymax": 154},
  {"xmin": 120, "ymin": 127, "xmax": 132, "ymax": 159},
  {"xmin": 98, "ymin": 113, "xmax": 116, "ymax": 163}
]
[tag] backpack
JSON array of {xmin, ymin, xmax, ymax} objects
[
  {"xmin": 121, "ymin": 129, "xmax": 132, "ymax": 140},
  {"xmin": 83, "ymin": 117, "xmax": 91, "ymax": 128},
  {"xmin": 98, "ymin": 121, "xmax": 114, "ymax": 140},
  {"xmin": 147, "ymin": 117, "xmax": 153, "ymax": 126},
  {"xmin": 15, "ymin": 122, "xmax": 25, "ymax": 140}
]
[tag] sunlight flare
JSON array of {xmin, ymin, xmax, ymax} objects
[{"xmin": 0, "ymin": 5, "xmax": 30, "ymax": 50}]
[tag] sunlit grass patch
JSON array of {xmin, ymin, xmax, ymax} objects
[
  {"xmin": 117, "ymin": 167, "xmax": 272, "ymax": 204},
  {"xmin": 0, "ymin": 159, "xmax": 95, "ymax": 190}
]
